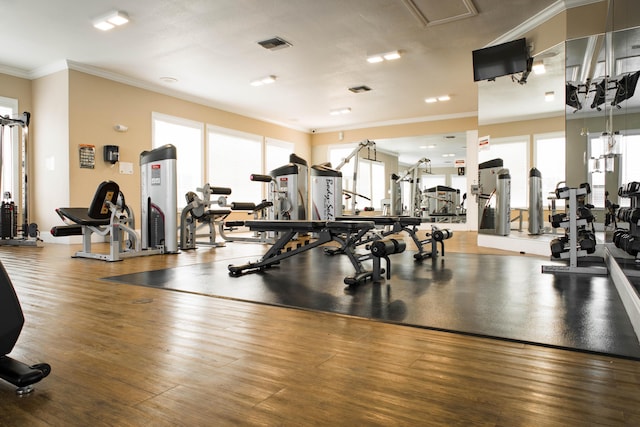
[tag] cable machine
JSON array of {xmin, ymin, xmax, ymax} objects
[
  {"xmin": 389, "ymin": 157, "xmax": 431, "ymax": 217},
  {"xmin": 0, "ymin": 112, "xmax": 42, "ymax": 247},
  {"xmin": 335, "ymin": 139, "xmax": 377, "ymax": 214}
]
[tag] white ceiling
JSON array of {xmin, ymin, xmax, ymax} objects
[{"xmin": 0, "ymin": 0, "xmax": 579, "ymax": 165}]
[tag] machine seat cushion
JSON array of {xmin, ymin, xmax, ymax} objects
[
  {"xmin": 56, "ymin": 208, "xmax": 111, "ymax": 227},
  {"xmin": 55, "ymin": 181, "xmax": 120, "ymax": 227}
]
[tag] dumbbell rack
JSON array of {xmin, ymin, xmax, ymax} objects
[
  {"xmin": 615, "ymin": 182, "xmax": 640, "ymax": 262},
  {"xmin": 542, "ymin": 187, "xmax": 607, "ymax": 275}
]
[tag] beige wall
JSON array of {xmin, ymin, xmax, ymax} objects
[{"xmin": 32, "ymin": 70, "xmax": 70, "ymax": 233}]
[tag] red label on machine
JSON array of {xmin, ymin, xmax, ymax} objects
[
  {"xmin": 280, "ymin": 177, "xmax": 288, "ymax": 182},
  {"xmin": 152, "ymin": 164, "xmax": 161, "ymax": 169}
]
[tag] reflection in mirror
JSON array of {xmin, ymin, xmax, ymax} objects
[
  {"xmin": 477, "ymin": 42, "xmax": 566, "ymax": 235},
  {"xmin": 566, "ymin": 26, "xmax": 640, "ymax": 218},
  {"xmin": 374, "ymin": 133, "xmax": 467, "ymax": 223}
]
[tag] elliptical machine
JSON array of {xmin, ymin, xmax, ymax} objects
[{"xmin": 0, "ymin": 261, "xmax": 50, "ymax": 394}]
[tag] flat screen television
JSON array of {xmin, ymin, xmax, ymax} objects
[{"xmin": 472, "ymin": 38, "xmax": 529, "ymax": 82}]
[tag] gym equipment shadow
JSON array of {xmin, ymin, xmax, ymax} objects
[{"xmin": 103, "ymin": 249, "xmax": 640, "ymax": 360}]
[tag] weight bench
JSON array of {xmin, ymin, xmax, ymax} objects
[
  {"xmin": 331, "ymin": 216, "xmax": 452, "ymax": 260},
  {"xmin": 228, "ymin": 220, "xmax": 377, "ymax": 285}
]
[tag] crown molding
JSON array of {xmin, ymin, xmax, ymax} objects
[{"xmin": 488, "ymin": 0, "xmax": 605, "ymax": 46}]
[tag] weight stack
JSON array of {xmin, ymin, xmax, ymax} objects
[{"xmin": 0, "ymin": 202, "xmax": 17, "ymax": 239}]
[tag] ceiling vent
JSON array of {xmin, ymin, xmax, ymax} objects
[
  {"xmin": 258, "ymin": 37, "xmax": 292, "ymax": 51},
  {"xmin": 349, "ymin": 85, "xmax": 372, "ymax": 93}
]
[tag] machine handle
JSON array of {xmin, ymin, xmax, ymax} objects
[{"xmin": 250, "ymin": 174, "xmax": 273, "ymax": 182}]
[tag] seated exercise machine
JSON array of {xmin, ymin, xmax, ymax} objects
[
  {"xmin": 179, "ymin": 183, "xmax": 275, "ymax": 249},
  {"xmin": 328, "ymin": 216, "xmax": 453, "ymax": 260},
  {"xmin": 228, "ymin": 220, "xmax": 382, "ymax": 285},
  {"xmin": 51, "ymin": 181, "xmax": 170, "ymax": 261},
  {"xmin": 180, "ymin": 184, "xmax": 232, "ymax": 249},
  {"xmin": 51, "ymin": 181, "xmax": 160, "ymax": 261},
  {"xmin": 0, "ymin": 261, "xmax": 50, "ymax": 395},
  {"xmin": 52, "ymin": 145, "xmax": 178, "ymax": 261}
]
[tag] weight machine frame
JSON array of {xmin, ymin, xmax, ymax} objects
[{"xmin": 0, "ymin": 112, "xmax": 42, "ymax": 247}]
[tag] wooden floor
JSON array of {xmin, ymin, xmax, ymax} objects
[{"xmin": 1, "ymin": 232, "xmax": 639, "ymax": 426}]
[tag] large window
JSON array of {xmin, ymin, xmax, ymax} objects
[
  {"xmin": 479, "ymin": 137, "xmax": 529, "ymax": 208},
  {"xmin": 357, "ymin": 159, "xmax": 385, "ymax": 210},
  {"xmin": 534, "ymin": 134, "xmax": 566, "ymax": 209},
  {"xmin": 265, "ymin": 138, "xmax": 295, "ymax": 176},
  {"xmin": 207, "ymin": 127, "xmax": 262, "ymax": 203},
  {"xmin": 152, "ymin": 113, "xmax": 296, "ymax": 210},
  {"xmin": 152, "ymin": 113, "xmax": 203, "ymax": 209},
  {"xmin": 0, "ymin": 97, "xmax": 18, "ymax": 202}
]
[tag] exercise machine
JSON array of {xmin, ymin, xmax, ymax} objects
[
  {"xmin": 528, "ymin": 168, "xmax": 544, "ymax": 235},
  {"xmin": 179, "ymin": 184, "xmax": 232, "ymax": 249},
  {"xmin": 52, "ymin": 146, "xmax": 177, "ymax": 260},
  {"xmin": 179, "ymin": 183, "xmax": 274, "ymax": 248},
  {"xmin": 51, "ymin": 181, "xmax": 168, "ymax": 261},
  {"xmin": 422, "ymin": 185, "xmax": 463, "ymax": 222},
  {"xmin": 228, "ymin": 220, "xmax": 380, "ymax": 285},
  {"xmin": 335, "ymin": 139, "xmax": 378, "ymax": 214},
  {"xmin": 140, "ymin": 145, "xmax": 178, "ymax": 253},
  {"xmin": 390, "ymin": 157, "xmax": 432, "ymax": 217},
  {"xmin": 0, "ymin": 261, "xmax": 50, "ymax": 394},
  {"xmin": 254, "ymin": 153, "xmax": 308, "ymax": 221},
  {"xmin": 477, "ymin": 158, "xmax": 511, "ymax": 235},
  {"xmin": 0, "ymin": 112, "xmax": 42, "ymax": 247},
  {"xmin": 310, "ymin": 163, "xmax": 342, "ymax": 220}
]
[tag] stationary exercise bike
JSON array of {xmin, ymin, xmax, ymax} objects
[{"xmin": 0, "ymin": 261, "xmax": 50, "ymax": 395}]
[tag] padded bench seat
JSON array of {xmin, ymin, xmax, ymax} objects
[{"xmin": 55, "ymin": 207, "xmax": 112, "ymax": 227}]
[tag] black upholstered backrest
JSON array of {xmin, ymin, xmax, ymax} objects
[
  {"xmin": 87, "ymin": 181, "xmax": 120, "ymax": 219},
  {"xmin": 0, "ymin": 261, "xmax": 24, "ymax": 356}
]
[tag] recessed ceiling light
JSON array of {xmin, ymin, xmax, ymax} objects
[
  {"xmin": 437, "ymin": 95, "xmax": 451, "ymax": 101},
  {"xmin": 383, "ymin": 50, "xmax": 401, "ymax": 61},
  {"xmin": 330, "ymin": 107, "xmax": 351, "ymax": 116},
  {"xmin": 367, "ymin": 50, "xmax": 402, "ymax": 63},
  {"xmin": 160, "ymin": 76, "xmax": 178, "ymax": 83},
  {"xmin": 250, "ymin": 75, "xmax": 277, "ymax": 86},
  {"xmin": 93, "ymin": 10, "xmax": 129, "ymax": 31},
  {"xmin": 425, "ymin": 98, "xmax": 437, "ymax": 103}
]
